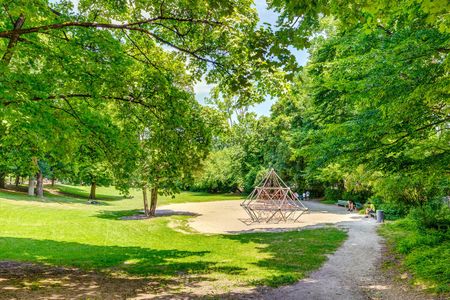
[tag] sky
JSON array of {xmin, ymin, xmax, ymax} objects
[{"xmin": 193, "ymin": 0, "xmax": 309, "ymax": 116}]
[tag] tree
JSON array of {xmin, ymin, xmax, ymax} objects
[
  {"xmin": 269, "ymin": 0, "xmax": 449, "ymax": 51},
  {"xmin": 1, "ymin": 1, "xmax": 291, "ymax": 208},
  {"xmin": 129, "ymin": 82, "xmax": 213, "ymax": 216},
  {"xmin": 277, "ymin": 9, "xmax": 449, "ymax": 204},
  {"xmin": 0, "ymin": 0, "xmax": 287, "ymax": 112}
]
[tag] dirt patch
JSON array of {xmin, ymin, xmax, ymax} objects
[
  {"xmin": 159, "ymin": 200, "xmax": 360, "ymax": 234},
  {"xmin": 258, "ymin": 218, "xmax": 381, "ymax": 300}
]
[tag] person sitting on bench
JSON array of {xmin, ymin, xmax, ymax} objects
[
  {"xmin": 365, "ymin": 202, "xmax": 375, "ymax": 218},
  {"xmin": 347, "ymin": 200, "xmax": 355, "ymax": 212}
]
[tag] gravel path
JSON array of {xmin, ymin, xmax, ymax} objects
[{"xmin": 263, "ymin": 218, "xmax": 382, "ymax": 300}]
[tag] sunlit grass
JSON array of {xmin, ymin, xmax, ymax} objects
[{"xmin": 0, "ymin": 187, "xmax": 346, "ymax": 290}]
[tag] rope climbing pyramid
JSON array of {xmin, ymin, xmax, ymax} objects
[{"xmin": 241, "ymin": 168, "xmax": 309, "ymax": 223}]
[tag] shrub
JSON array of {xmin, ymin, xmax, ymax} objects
[
  {"xmin": 409, "ymin": 203, "xmax": 450, "ymax": 231},
  {"xmin": 324, "ymin": 187, "xmax": 342, "ymax": 201},
  {"xmin": 379, "ymin": 202, "xmax": 410, "ymax": 220},
  {"xmin": 366, "ymin": 196, "xmax": 409, "ymax": 220}
]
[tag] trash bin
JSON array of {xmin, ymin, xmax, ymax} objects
[{"xmin": 376, "ymin": 210, "xmax": 384, "ymax": 223}]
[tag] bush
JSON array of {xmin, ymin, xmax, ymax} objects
[
  {"xmin": 243, "ymin": 167, "xmax": 267, "ymax": 193},
  {"xmin": 409, "ymin": 203, "xmax": 450, "ymax": 231},
  {"xmin": 366, "ymin": 196, "xmax": 409, "ymax": 220},
  {"xmin": 379, "ymin": 202, "xmax": 409, "ymax": 220},
  {"xmin": 192, "ymin": 146, "xmax": 245, "ymax": 193},
  {"xmin": 324, "ymin": 187, "xmax": 342, "ymax": 201}
]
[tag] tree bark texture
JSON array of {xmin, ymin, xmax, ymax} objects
[
  {"xmin": 0, "ymin": 173, "xmax": 5, "ymax": 189},
  {"xmin": 36, "ymin": 170, "xmax": 44, "ymax": 198},
  {"xmin": 142, "ymin": 186, "xmax": 149, "ymax": 216},
  {"xmin": 89, "ymin": 182, "xmax": 96, "ymax": 199},
  {"xmin": 2, "ymin": 14, "xmax": 25, "ymax": 65},
  {"xmin": 28, "ymin": 176, "xmax": 35, "ymax": 196},
  {"xmin": 149, "ymin": 187, "xmax": 158, "ymax": 216}
]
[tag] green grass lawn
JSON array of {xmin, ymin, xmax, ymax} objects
[
  {"xmin": 0, "ymin": 186, "xmax": 347, "ymax": 292},
  {"xmin": 53, "ymin": 184, "xmax": 246, "ymax": 206},
  {"xmin": 379, "ymin": 219, "xmax": 450, "ymax": 294}
]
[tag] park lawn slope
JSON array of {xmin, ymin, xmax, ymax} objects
[
  {"xmin": 379, "ymin": 219, "xmax": 450, "ymax": 295},
  {"xmin": 53, "ymin": 184, "xmax": 246, "ymax": 206},
  {"xmin": 0, "ymin": 189, "xmax": 346, "ymax": 293}
]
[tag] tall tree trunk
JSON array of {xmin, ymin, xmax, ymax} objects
[
  {"xmin": 89, "ymin": 182, "xmax": 96, "ymax": 199},
  {"xmin": 0, "ymin": 173, "xmax": 5, "ymax": 189},
  {"xmin": 149, "ymin": 186, "xmax": 158, "ymax": 216},
  {"xmin": 36, "ymin": 170, "xmax": 44, "ymax": 198},
  {"xmin": 28, "ymin": 176, "xmax": 35, "ymax": 196},
  {"xmin": 142, "ymin": 186, "xmax": 149, "ymax": 216},
  {"xmin": 15, "ymin": 175, "xmax": 20, "ymax": 187},
  {"xmin": 51, "ymin": 177, "xmax": 55, "ymax": 186}
]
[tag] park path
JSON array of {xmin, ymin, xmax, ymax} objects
[
  {"xmin": 262, "ymin": 217, "xmax": 382, "ymax": 300},
  {"xmin": 160, "ymin": 200, "xmax": 435, "ymax": 299},
  {"xmin": 160, "ymin": 200, "xmax": 387, "ymax": 299}
]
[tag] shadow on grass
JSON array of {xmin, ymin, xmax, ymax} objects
[
  {"xmin": 223, "ymin": 228, "xmax": 347, "ymax": 287},
  {"xmin": 53, "ymin": 185, "xmax": 125, "ymax": 201},
  {"xmin": 95, "ymin": 209, "xmax": 200, "ymax": 220},
  {"xmin": 0, "ymin": 188, "xmax": 89, "ymax": 205},
  {"xmin": 94, "ymin": 209, "xmax": 144, "ymax": 220},
  {"xmin": 0, "ymin": 237, "xmax": 213, "ymax": 277}
]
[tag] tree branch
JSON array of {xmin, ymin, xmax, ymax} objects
[
  {"xmin": 0, "ymin": 17, "xmax": 224, "ymax": 67},
  {"xmin": 1, "ymin": 14, "xmax": 25, "ymax": 65},
  {"xmin": 0, "ymin": 17, "xmax": 221, "ymax": 38},
  {"xmin": 1, "ymin": 93, "xmax": 162, "ymax": 121}
]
